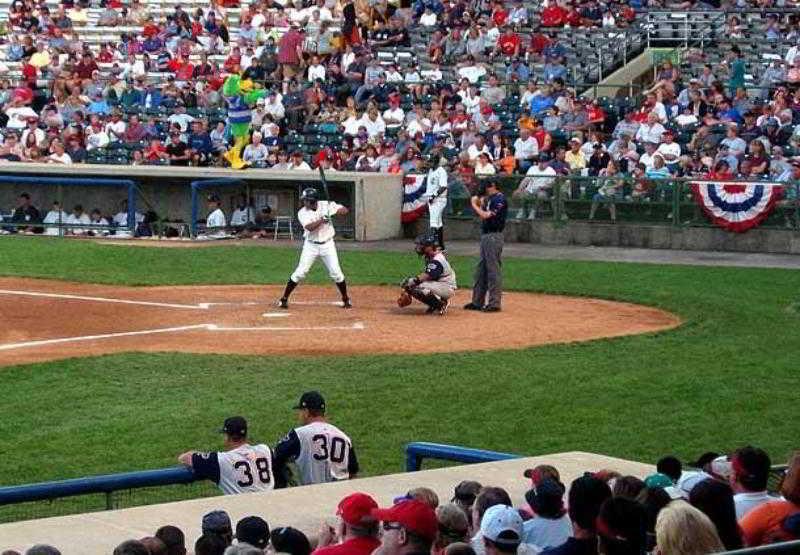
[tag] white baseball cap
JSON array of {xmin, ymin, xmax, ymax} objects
[{"xmin": 480, "ymin": 505, "xmax": 522, "ymax": 546}]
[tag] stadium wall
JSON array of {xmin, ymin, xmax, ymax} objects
[
  {"xmin": 445, "ymin": 219, "xmax": 800, "ymax": 254},
  {"xmin": 0, "ymin": 164, "xmax": 402, "ymax": 241}
]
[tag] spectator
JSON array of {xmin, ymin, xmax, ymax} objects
[
  {"xmin": 596, "ymin": 497, "xmax": 647, "ymax": 555},
  {"xmin": 730, "ymin": 446, "xmax": 775, "ymax": 519},
  {"xmin": 434, "ymin": 504, "xmax": 470, "ymax": 555},
  {"xmin": 314, "ymin": 493, "xmax": 380, "ymax": 555},
  {"xmin": 113, "ymin": 540, "xmax": 149, "ymax": 555},
  {"xmin": 271, "ymin": 527, "xmax": 312, "ymax": 555},
  {"xmin": 166, "ymin": 132, "xmax": 191, "ymax": 166},
  {"xmin": 195, "ymin": 534, "xmax": 229, "ymax": 555},
  {"xmin": 522, "ymin": 479, "xmax": 572, "ymax": 550},
  {"xmin": 235, "ymin": 516, "xmax": 270, "ymax": 550},
  {"xmin": 139, "ymin": 537, "xmax": 168, "ymax": 555},
  {"xmin": 24, "ymin": 546, "xmax": 60, "ymax": 555},
  {"xmin": 202, "ymin": 511, "xmax": 234, "ymax": 546},
  {"xmin": 371, "ymin": 499, "xmax": 438, "ymax": 555},
  {"xmin": 470, "ymin": 488, "xmax": 513, "ymax": 555},
  {"xmin": 654, "ymin": 501, "xmax": 725, "ymax": 555},
  {"xmin": 689, "ymin": 479, "xmax": 743, "ymax": 551},
  {"xmin": 155, "ymin": 525, "xmax": 187, "ymax": 555},
  {"xmin": 541, "ymin": 474, "xmax": 612, "ymax": 555},
  {"xmin": 452, "ymin": 481, "xmax": 483, "ymax": 527}
]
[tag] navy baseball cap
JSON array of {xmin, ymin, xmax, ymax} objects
[
  {"xmin": 219, "ymin": 416, "xmax": 247, "ymax": 436},
  {"xmin": 202, "ymin": 510, "xmax": 232, "ymax": 535},
  {"xmin": 236, "ymin": 516, "xmax": 270, "ymax": 549},
  {"xmin": 293, "ymin": 391, "xmax": 326, "ymax": 411}
]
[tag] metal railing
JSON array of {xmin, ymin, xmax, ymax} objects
[
  {"xmin": 405, "ymin": 442, "xmax": 520, "ymax": 472},
  {"xmin": 445, "ymin": 174, "xmax": 800, "ymax": 232}
]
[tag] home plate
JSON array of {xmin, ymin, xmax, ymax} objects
[{"xmin": 262, "ymin": 312, "xmax": 291, "ymax": 318}]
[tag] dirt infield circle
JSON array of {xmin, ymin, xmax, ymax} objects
[{"xmin": 0, "ymin": 278, "xmax": 680, "ymax": 366}]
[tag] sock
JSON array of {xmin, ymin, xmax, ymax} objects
[
  {"xmin": 437, "ymin": 227, "xmax": 445, "ymax": 249},
  {"xmin": 281, "ymin": 279, "xmax": 298, "ymax": 300},
  {"xmin": 335, "ymin": 280, "xmax": 349, "ymax": 301}
]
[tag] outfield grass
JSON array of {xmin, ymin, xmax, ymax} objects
[{"xmin": 0, "ymin": 236, "xmax": 798, "ymax": 503}]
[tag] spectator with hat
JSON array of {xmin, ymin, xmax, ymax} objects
[
  {"xmin": 272, "ymin": 527, "xmax": 312, "ymax": 555},
  {"xmin": 273, "ymin": 391, "xmax": 359, "ymax": 486},
  {"xmin": 314, "ymin": 492, "xmax": 380, "ymax": 555},
  {"xmin": 202, "ymin": 510, "xmax": 234, "ymax": 546},
  {"xmin": 521, "ymin": 479, "xmax": 572, "ymax": 550},
  {"xmin": 235, "ymin": 516, "xmax": 270, "ymax": 551},
  {"xmin": 371, "ymin": 499, "xmax": 439, "ymax": 555},
  {"xmin": 178, "ymin": 416, "xmax": 275, "ymax": 494},
  {"xmin": 478, "ymin": 505, "xmax": 525, "ymax": 555}
]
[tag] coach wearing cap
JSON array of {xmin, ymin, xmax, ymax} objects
[
  {"xmin": 273, "ymin": 391, "xmax": 359, "ymax": 487},
  {"xmin": 464, "ymin": 180, "xmax": 508, "ymax": 312}
]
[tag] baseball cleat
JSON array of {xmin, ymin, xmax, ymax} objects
[
  {"xmin": 438, "ymin": 299, "xmax": 450, "ymax": 315},
  {"xmin": 425, "ymin": 305, "xmax": 437, "ymax": 314},
  {"xmin": 277, "ymin": 298, "xmax": 289, "ymax": 309},
  {"xmin": 341, "ymin": 298, "xmax": 353, "ymax": 309},
  {"xmin": 481, "ymin": 305, "xmax": 501, "ymax": 312},
  {"xmin": 463, "ymin": 302, "xmax": 482, "ymax": 311}
]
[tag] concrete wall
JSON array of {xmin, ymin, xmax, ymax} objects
[
  {"xmin": 445, "ymin": 218, "xmax": 800, "ymax": 254},
  {"xmin": 0, "ymin": 164, "xmax": 403, "ymax": 241}
]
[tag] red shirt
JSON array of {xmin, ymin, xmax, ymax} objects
[
  {"xmin": 176, "ymin": 62, "xmax": 194, "ymax": 81},
  {"xmin": 143, "ymin": 23, "xmax": 160, "ymax": 38},
  {"xmin": 566, "ymin": 8, "xmax": 581, "ymax": 26},
  {"xmin": 587, "ymin": 105, "xmax": 605, "ymax": 123},
  {"xmin": 146, "ymin": 144, "xmax": 166, "ymax": 160},
  {"xmin": 75, "ymin": 60, "xmax": 99, "ymax": 79},
  {"xmin": 532, "ymin": 128, "xmax": 550, "ymax": 151},
  {"xmin": 541, "ymin": 5, "xmax": 566, "ymax": 27},
  {"xmin": 277, "ymin": 29, "xmax": 303, "ymax": 64},
  {"xmin": 492, "ymin": 8, "xmax": 508, "ymax": 26},
  {"xmin": 530, "ymin": 33, "xmax": 551, "ymax": 54},
  {"xmin": 313, "ymin": 537, "xmax": 381, "ymax": 555},
  {"xmin": 97, "ymin": 50, "xmax": 113, "ymax": 63},
  {"xmin": 498, "ymin": 33, "xmax": 520, "ymax": 56}
]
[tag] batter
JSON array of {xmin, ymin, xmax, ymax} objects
[{"xmin": 278, "ymin": 188, "xmax": 352, "ymax": 309}]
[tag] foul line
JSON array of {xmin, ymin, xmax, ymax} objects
[
  {"xmin": 0, "ymin": 325, "xmax": 210, "ymax": 351},
  {"xmin": 0, "ymin": 323, "xmax": 366, "ymax": 351},
  {"xmin": 0, "ymin": 289, "xmax": 207, "ymax": 310}
]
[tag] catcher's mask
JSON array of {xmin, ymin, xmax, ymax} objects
[{"xmin": 414, "ymin": 232, "xmax": 438, "ymax": 256}]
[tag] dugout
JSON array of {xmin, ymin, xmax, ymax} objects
[{"xmin": 0, "ymin": 163, "xmax": 402, "ymax": 240}]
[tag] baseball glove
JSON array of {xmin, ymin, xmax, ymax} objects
[{"xmin": 397, "ymin": 290, "xmax": 412, "ymax": 308}]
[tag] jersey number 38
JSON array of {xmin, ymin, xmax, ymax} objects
[
  {"xmin": 234, "ymin": 457, "xmax": 271, "ymax": 487},
  {"xmin": 312, "ymin": 434, "xmax": 347, "ymax": 463}
]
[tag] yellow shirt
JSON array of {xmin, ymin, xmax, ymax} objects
[
  {"xmin": 30, "ymin": 51, "xmax": 50, "ymax": 68},
  {"xmin": 565, "ymin": 150, "xmax": 586, "ymax": 170}
]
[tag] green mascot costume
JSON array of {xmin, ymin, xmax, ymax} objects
[{"xmin": 222, "ymin": 73, "xmax": 267, "ymax": 169}]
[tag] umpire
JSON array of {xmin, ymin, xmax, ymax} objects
[{"xmin": 464, "ymin": 180, "xmax": 508, "ymax": 312}]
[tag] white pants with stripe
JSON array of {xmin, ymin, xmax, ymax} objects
[
  {"xmin": 428, "ymin": 197, "xmax": 447, "ymax": 228},
  {"xmin": 413, "ymin": 281, "xmax": 455, "ymax": 300},
  {"xmin": 291, "ymin": 240, "xmax": 345, "ymax": 283}
]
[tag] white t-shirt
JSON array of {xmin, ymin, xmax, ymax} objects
[
  {"xmin": 523, "ymin": 165, "xmax": 557, "ymax": 193},
  {"xmin": 656, "ymin": 142, "xmax": 681, "ymax": 161},
  {"xmin": 467, "ymin": 143, "xmax": 490, "ymax": 161},
  {"xmin": 289, "ymin": 161, "xmax": 312, "ymax": 171},
  {"xmin": 522, "ymin": 514, "xmax": 573, "ymax": 550},
  {"xmin": 43, "ymin": 209, "xmax": 68, "ymax": 236},
  {"xmin": 231, "ymin": 207, "xmax": 255, "ymax": 226},
  {"xmin": 48, "ymin": 152, "xmax": 73, "ymax": 164},
  {"xmin": 308, "ymin": 64, "xmax": 326, "ymax": 81},
  {"xmin": 635, "ymin": 123, "xmax": 666, "ymax": 145},
  {"xmin": 298, "ymin": 200, "xmax": 342, "ymax": 242},
  {"xmin": 383, "ymin": 107, "xmax": 405, "ymax": 126},
  {"xmin": 66, "ymin": 212, "xmax": 91, "ymax": 235},
  {"xmin": 514, "ymin": 137, "xmax": 539, "ymax": 160},
  {"xmin": 734, "ymin": 491, "xmax": 776, "ymax": 520},
  {"xmin": 207, "ymin": 208, "xmax": 227, "ymax": 229}
]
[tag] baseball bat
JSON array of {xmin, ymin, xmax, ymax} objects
[{"xmin": 318, "ymin": 165, "xmax": 332, "ymax": 212}]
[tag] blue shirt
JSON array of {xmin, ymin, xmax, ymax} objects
[
  {"xmin": 481, "ymin": 192, "xmax": 507, "ymax": 234},
  {"xmin": 530, "ymin": 95, "xmax": 554, "ymax": 117},
  {"xmin": 188, "ymin": 132, "xmax": 213, "ymax": 154},
  {"xmin": 506, "ymin": 63, "xmax": 530, "ymax": 82}
]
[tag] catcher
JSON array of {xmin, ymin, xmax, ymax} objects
[{"xmin": 398, "ymin": 233, "xmax": 457, "ymax": 315}]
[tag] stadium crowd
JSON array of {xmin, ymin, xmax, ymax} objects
[
  {"xmin": 1, "ymin": 0, "xmax": 800, "ymax": 212},
  {"xmin": 5, "ymin": 446, "xmax": 799, "ymax": 555}
]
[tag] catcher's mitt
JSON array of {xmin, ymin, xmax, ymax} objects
[{"xmin": 397, "ymin": 290, "xmax": 412, "ymax": 308}]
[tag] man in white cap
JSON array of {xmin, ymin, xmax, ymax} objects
[{"xmin": 479, "ymin": 505, "xmax": 527, "ymax": 555}]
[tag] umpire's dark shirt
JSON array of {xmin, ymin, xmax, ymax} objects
[{"xmin": 481, "ymin": 192, "xmax": 507, "ymax": 234}]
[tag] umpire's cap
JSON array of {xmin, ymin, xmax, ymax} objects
[
  {"xmin": 219, "ymin": 416, "xmax": 247, "ymax": 437},
  {"xmin": 293, "ymin": 391, "xmax": 326, "ymax": 412},
  {"xmin": 300, "ymin": 188, "xmax": 319, "ymax": 202}
]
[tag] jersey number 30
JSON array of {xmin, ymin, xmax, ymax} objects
[
  {"xmin": 312, "ymin": 434, "xmax": 347, "ymax": 463},
  {"xmin": 234, "ymin": 458, "xmax": 271, "ymax": 487}
]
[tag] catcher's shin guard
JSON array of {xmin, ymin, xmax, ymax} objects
[{"xmin": 409, "ymin": 287, "xmax": 443, "ymax": 309}]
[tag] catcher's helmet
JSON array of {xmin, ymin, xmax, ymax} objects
[
  {"xmin": 300, "ymin": 188, "xmax": 319, "ymax": 202},
  {"xmin": 414, "ymin": 232, "xmax": 438, "ymax": 254}
]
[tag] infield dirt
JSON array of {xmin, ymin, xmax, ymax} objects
[{"xmin": 0, "ymin": 278, "xmax": 681, "ymax": 366}]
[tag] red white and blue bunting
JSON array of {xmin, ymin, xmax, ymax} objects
[
  {"xmin": 691, "ymin": 181, "xmax": 783, "ymax": 233},
  {"xmin": 402, "ymin": 174, "xmax": 428, "ymax": 224}
]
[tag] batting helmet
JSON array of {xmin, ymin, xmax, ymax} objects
[
  {"xmin": 414, "ymin": 232, "xmax": 438, "ymax": 254},
  {"xmin": 300, "ymin": 188, "xmax": 319, "ymax": 202}
]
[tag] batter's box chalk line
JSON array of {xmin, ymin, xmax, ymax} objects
[{"xmin": 0, "ymin": 322, "xmax": 366, "ymax": 352}]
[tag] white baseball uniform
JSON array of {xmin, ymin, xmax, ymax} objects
[
  {"xmin": 417, "ymin": 251, "xmax": 457, "ymax": 300},
  {"xmin": 425, "ymin": 166, "xmax": 448, "ymax": 229},
  {"xmin": 190, "ymin": 443, "xmax": 276, "ymax": 495},
  {"xmin": 290, "ymin": 201, "xmax": 345, "ymax": 284},
  {"xmin": 273, "ymin": 421, "xmax": 358, "ymax": 485}
]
